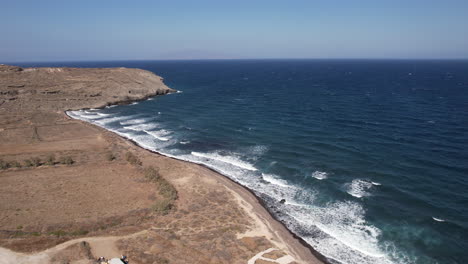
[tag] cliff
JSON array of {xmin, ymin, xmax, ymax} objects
[{"xmin": 0, "ymin": 64, "xmax": 175, "ymax": 112}]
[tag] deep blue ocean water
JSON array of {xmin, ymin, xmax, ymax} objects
[{"xmin": 18, "ymin": 60, "xmax": 468, "ymax": 264}]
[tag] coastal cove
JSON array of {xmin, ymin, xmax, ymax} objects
[
  {"xmin": 0, "ymin": 64, "xmax": 322, "ymax": 264},
  {"xmin": 66, "ymin": 108, "xmax": 330, "ymax": 263},
  {"xmin": 2, "ymin": 59, "xmax": 468, "ymax": 264},
  {"xmin": 50, "ymin": 59, "xmax": 467, "ymax": 264}
]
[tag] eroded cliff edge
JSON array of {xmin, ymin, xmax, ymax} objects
[{"xmin": 0, "ymin": 64, "xmax": 176, "ymax": 112}]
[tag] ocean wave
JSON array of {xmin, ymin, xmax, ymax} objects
[
  {"xmin": 123, "ymin": 123, "xmax": 159, "ymax": 131},
  {"xmin": 120, "ymin": 118, "xmax": 150, "ymax": 125},
  {"xmin": 432, "ymin": 217, "xmax": 445, "ymax": 222},
  {"xmin": 262, "ymin": 173, "xmax": 291, "ymax": 188},
  {"xmin": 94, "ymin": 115, "xmax": 137, "ymax": 125},
  {"xmin": 66, "ymin": 109, "xmax": 400, "ymax": 264},
  {"xmin": 144, "ymin": 130, "xmax": 171, "ymax": 141},
  {"xmin": 191, "ymin": 151, "xmax": 257, "ymax": 171},
  {"xmin": 283, "ymin": 200, "xmax": 398, "ymax": 264},
  {"xmin": 346, "ymin": 179, "xmax": 374, "ymax": 198},
  {"xmin": 312, "ymin": 171, "xmax": 328, "ymax": 180}
]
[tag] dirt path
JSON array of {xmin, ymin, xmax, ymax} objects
[{"xmin": 0, "ymin": 230, "xmax": 148, "ymax": 264}]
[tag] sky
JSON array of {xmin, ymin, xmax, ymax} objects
[{"xmin": 2, "ymin": 0, "xmax": 468, "ymax": 62}]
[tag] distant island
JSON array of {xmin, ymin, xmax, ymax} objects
[{"xmin": 0, "ymin": 65, "xmax": 323, "ymax": 264}]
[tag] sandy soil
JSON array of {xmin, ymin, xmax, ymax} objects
[{"xmin": 0, "ymin": 65, "xmax": 324, "ymax": 264}]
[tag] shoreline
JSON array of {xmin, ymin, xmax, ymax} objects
[
  {"xmin": 80, "ymin": 111, "xmax": 330, "ymax": 263},
  {"xmin": 1, "ymin": 64, "xmax": 325, "ymax": 263},
  {"xmin": 65, "ymin": 96, "xmax": 330, "ymax": 264}
]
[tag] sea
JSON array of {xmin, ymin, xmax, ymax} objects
[{"xmin": 16, "ymin": 60, "xmax": 468, "ymax": 264}]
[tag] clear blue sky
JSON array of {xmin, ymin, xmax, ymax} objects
[{"xmin": 2, "ymin": 0, "xmax": 468, "ymax": 62}]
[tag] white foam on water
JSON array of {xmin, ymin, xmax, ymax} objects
[
  {"xmin": 312, "ymin": 171, "xmax": 328, "ymax": 180},
  {"xmin": 371, "ymin": 181, "xmax": 382, "ymax": 186},
  {"xmin": 346, "ymin": 179, "xmax": 374, "ymax": 198},
  {"xmin": 119, "ymin": 118, "xmax": 150, "ymax": 125},
  {"xmin": 180, "ymin": 141, "xmax": 190, "ymax": 144},
  {"xmin": 123, "ymin": 123, "xmax": 159, "ymax": 131},
  {"xmin": 76, "ymin": 113, "xmax": 104, "ymax": 119},
  {"xmin": 94, "ymin": 115, "xmax": 136, "ymax": 125},
  {"xmin": 96, "ymin": 112, "xmax": 112, "ymax": 117},
  {"xmin": 191, "ymin": 151, "xmax": 257, "ymax": 171},
  {"xmin": 144, "ymin": 130, "xmax": 170, "ymax": 141},
  {"xmin": 432, "ymin": 217, "xmax": 445, "ymax": 222},
  {"xmin": 130, "ymin": 102, "xmax": 139, "ymax": 105},
  {"xmin": 262, "ymin": 173, "xmax": 290, "ymax": 188},
  {"xmin": 66, "ymin": 109, "xmax": 403, "ymax": 264},
  {"xmin": 285, "ymin": 201, "xmax": 398, "ymax": 264}
]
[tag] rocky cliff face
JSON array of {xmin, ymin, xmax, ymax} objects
[{"xmin": 0, "ymin": 65, "xmax": 176, "ymax": 112}]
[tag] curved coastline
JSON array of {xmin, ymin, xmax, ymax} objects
[
  {"xmin": 1, "ymin": 64, "xmax": 326, "ymax": 263},
  {"xmin": 65, "ymin": 94, "xmax": 330, "ymax": 264}
]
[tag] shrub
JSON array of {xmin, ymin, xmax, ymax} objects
[
  {"xmin": 144, "ymin": 166, "xmax": 177, "ymax": 200},
  {"xmin": 105, "ymin": 152, "xmax": 116, "ymax": 161},
  {"xmin": 24, "ymin": 159, "xmax": 33, "ymax": 167},
  {"xmin": 45, "ymin": 154, "xmax": 55, "ymax": 165},
  {"xmin": 152, "ymin": 199, "xmax": 173, "ymax": 215},
  {"xmin": 70, "ymin": 230, "xmax": 89, "ymax": 236},
  {"xmin": 48, "ymin": 230, "xmax": 67, "ymax": 237},
  {"xmin": 159, "ymin": 179, "xmax": 178, "ymax": 201},
  {"xmin": 60, "ymin": 156, "xmax": 74, "ymax": 165},
  {"xmin": 144, "ymin": 166, "xmax": 160, "ymax": 181},
  {"xmin": 0, "ymin": 159, "xmax": 10, "ymax": 170},
  {"xmin": 11, "ymin": 161, "xmax": 22, "ymax": 168},
  {"xmin": 125, "ymin": 151, "xmax": 141, "ymax": 166},
  {"xmin": 31, "ymin": 157, "xmax": 41, "ymax": 167}
]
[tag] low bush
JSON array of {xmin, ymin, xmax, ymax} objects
[
  {"xmin": 48, "ymin": 230, "xmax": 67, "ymax": 237},
  {"xmin": 159, "ymin": 180, "xmax": 178, "ymax": 201},
  {"xmin": 11, "ymin": 161, "xmax": 22, "ymax": 168},
  {"xmin": 23, "ymin": 159, "xmax": 33, "ymax": 167},
  {"xmin": 59, "ymin": 156, "xmax": 74, "ymax": 165},
  {"xmin": 105, "ymin": 152, "xmax": 116, "ymax": 161},
  {"xmin": 125, "ymin": 151, "xmax": 141, "ymax": 166},
  {"xmin": 45, "ymin": 154, "xmax": 55, "ymax": 165},
  {"xmin": 31, "ymin": 157, "xmax": 41, "ymax": 167},
  {"xmin": 152, "ymin": 199, "xmax": 173, "ymax": 215},
  {"xmin": 144, "ymin": 166, "xmax": 160, "ymax": 181},
  {"xmin": 0, "ymin": 159, "xmax": 10, "ymax": 170}
]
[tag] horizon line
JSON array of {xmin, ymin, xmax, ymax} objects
[{"xmin": 4, "ymin": 57, "xmax": 468, "ymax": 64}]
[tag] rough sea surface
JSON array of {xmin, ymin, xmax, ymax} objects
[{"xmin": 21, "ymin": 60, "xmax": 468, "ymax": 264}]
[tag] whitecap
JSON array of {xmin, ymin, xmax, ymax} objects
[
  {"xmin": 312, "ymin": 171, "xmax": 328, "ymax": 180},
  {"xmin": 120, "ymin": 118, "xmax": 149, "ymax": 125},
  {"xmin": 144, "ymin": 130, "xmax": 171, "ymax": 141},
  {"xmin": 96, "ymin": 112, "xmax": 112, "ymax": 117},
  {"xmin": 180, "ymin": 141, "xmax": 190, "ymax": 144},
  {"xmin": 346, "ymin": 179, "xmax": 374, "ymax": 198},
  {"xmin": 432, "ymin": 217, "xmax": 445, "ymax": 222},
  {"xmin": 191, "ymin": 151, "xmax": 257, "ymax": 171},
  {"xmin": 371, "ymin": 181, "xmax": 382, "ymax": 186},
  {"xmin": 123, "ymin": 123, "xmax": 159, "ymax": 131},
  {"xmin": 262, "ymin": 173, "xmax": 290, "ymax": 188}
]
